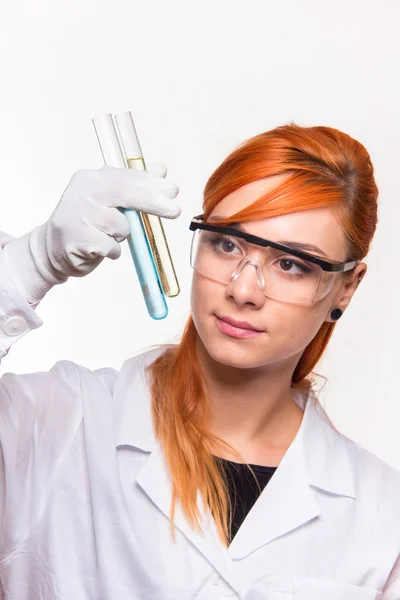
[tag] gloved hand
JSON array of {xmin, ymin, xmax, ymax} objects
[
  {"xmin": 0, "ymin": 232, "xmax": 16, "ymax": 247},
  {"xmin": 2, "ymin": 164, "xmax": 180, "ymax": 307}
]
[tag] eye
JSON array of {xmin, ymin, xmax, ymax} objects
[
  {"xmin": 280, "ymin": 259, "xmax": 297, "ymax": 271},
  {"xmin": 220, "ymin": 238, "xmax": 237, "ymax": 253},
  {"xmin": 278, "ymin": 258, "xmax": 311, "ymax": 276},
  {"xmin": 211, "ymin": 235, "xmax": 243, "ymax": 256}
]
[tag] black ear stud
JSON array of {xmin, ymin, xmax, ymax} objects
[{"xmin": 331, "ymin": 308, "xmax": 343, "ymax": 321}]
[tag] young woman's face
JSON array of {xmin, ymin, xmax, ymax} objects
[{"xmin": 191, "ymin": 177, "xmax": 365, "ymax": 370}]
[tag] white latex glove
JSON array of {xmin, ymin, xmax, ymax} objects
[
  {"xmin": 0, "ymin": 232, "xmax": 15, "ymax": 247},
  {"xmin": 2, "ymin": 164, "xmax": 180, "ymax": 306}
]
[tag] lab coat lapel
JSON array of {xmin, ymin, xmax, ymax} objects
[
  {"xmin": 136, "ymin": 442, "xmax": 238, "ymax": 591},
  {"xmin": 114, "ymin": 348, "xmax": 238, "ymax": 592},
  {"xmin": 228, "ymin": 418, "xmax": 320, "ymax": 559},
  {"xmin": 229, "ymin": 391, "xmax": 356, "ymax": 560}
]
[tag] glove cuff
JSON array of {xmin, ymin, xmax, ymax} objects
[{"xmin": 2, "ymin": 226, "xmax": 68, "ymax": 306}]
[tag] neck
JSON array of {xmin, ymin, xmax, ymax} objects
[{"xmin": 196, "ymin": 338, "xmax": 305, "ymax": 466}]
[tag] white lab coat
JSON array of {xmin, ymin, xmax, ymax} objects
[{"xmin": 0, "ymin": 240, "xmax": 400, "ymax": 599}]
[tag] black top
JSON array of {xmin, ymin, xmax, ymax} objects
[{"xmin": 218, "ymin": 458, "xmax": 277, "ymax": 543}]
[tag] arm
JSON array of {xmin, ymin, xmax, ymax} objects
[{"xmin": 0, "ymin": 164, "xmax": 179, "ymax": 362}]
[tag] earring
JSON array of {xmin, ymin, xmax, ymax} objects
[{"xmin": 330, "ymin": 308, "xmax": 343, "ymax": 321}]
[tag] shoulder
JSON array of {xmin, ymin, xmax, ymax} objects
[
  {"xmin": 344, "ymin": 438, "xmax": 400, "ymax": 559},
  {"xmin": 0, "ymin": 346, "xmax": 168, "ymax": 424},
  {"xmin": 346, "ymin": 437, "xmax": 400, "ymax": 506},
  {"xmin": 0, "ymin": 360, "xmax": 120, "ymax": 446},
  {"xmin": 115, "ymin": 344, "xmax": 172, "ymax": 386},
  {"xmin": 306, "ymin": 392, "xmax": 400, "ymax": 504},
  {"xmin": 306, "ymin": 393, "xmax": 400, "ymax": 525},
  {"xmin": 312, "ymin": 406, "xmax": 400, "ymax": 557},
  {"xmin": 0, "ymin": 360, "xmax": 84, "ymax": 418},
  {"xmin": 121, "ymin": 345, "xmax": 171, "ymax": 371},
  {"xmin": 0, "ymin": 359, "xmax": 118, "ymax": 408}
]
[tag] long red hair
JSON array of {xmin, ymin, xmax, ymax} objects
[{"xmin": 149, "ymin": 124, "xmax": 378, "ymax": 542}]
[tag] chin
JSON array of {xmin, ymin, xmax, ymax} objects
[{"xmin": 201, "ymin": 332, "xmax": 269, "ymax": 370}]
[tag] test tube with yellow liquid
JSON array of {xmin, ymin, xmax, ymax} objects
[{"xmin": 114, "ymin": 111, "xmax": 180, "ymax": 298}]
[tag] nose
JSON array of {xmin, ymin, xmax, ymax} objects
[{"xmin": 225, "ymin": 260, "xmax": 266, "ymax": 309}]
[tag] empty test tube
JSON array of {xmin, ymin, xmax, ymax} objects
[
  {"xmin": 92, "ymin": 114, "xmax": 168, "ymax": 320},
  {"xmin": 114, "ymin": 111, "xmax": 180, "ymax": 298}
]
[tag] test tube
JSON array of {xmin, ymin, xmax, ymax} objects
[
  {"xmin": 113, "ymin": 111, "xmax": 180, "ymax": 298},
  {"xmin": 92, "ymin": 114, "xmax": 168, "ymax": 320}
]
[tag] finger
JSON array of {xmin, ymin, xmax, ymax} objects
[
  {"xmin": 76, "ymin": 238, "xmax": 122, "ymax": 262},
  {"xmin": 138, "ymin": 172, "xmax": 179, "ymax": 200},
  {"xmin": 91, "ymin": 177, "xmax": 181, "ymax": 218},
  {"xmin": 97, "ymin": 166, "xmax": 179, "ymax": 200},
  {"xmin": 104, "ymin": 239, "xmax": 122, "ymax": 261},
  {"xmin": 146, "ymin": 162, "xmax": 167, "ymax": 179},
  {"xmin": 89, "ymin": 206, "xmax": 131, "ymax": 243},
  {"xmin": 117, "ymin": 185, "xmax": 181, "ymax": 219}
]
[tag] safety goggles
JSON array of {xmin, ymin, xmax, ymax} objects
[{"xmin": 189, "ymin": 215, "xmax": 358, "ymax": 304}]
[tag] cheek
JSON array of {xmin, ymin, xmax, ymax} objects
[
  {"xmin": 251, "ymin": 295, "xmax": 333, "ymax": 366},
  {"xmin": 191, "ymin": 274, "xmax": 217, "ymax": 322},
  {"xmin": 191, "ymin": 275, "xmax": 230, "ymax": 357},
  {"xmin": 262, "ymin": 302, "xmax": 324, "ymax": 355},
  {"xmin": 270, "ymin": 292, "xmax": 336, "ymax": 366},
  {"xmin": 284, "ymin": 306, "xmax": 327, "ymax": 347}
]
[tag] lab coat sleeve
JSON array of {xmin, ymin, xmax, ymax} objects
[
  {"xmin": 382, "ymin": 554, "xmax": 400, "ymax": 599},
  {"xmin": 0, "ymin": 235, "xmax": 43, "ymax": 362}
]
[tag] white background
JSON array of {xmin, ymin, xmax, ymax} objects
[{"xmin": 1, "ymin": 0, "xmax": 399, "ymax": 466}]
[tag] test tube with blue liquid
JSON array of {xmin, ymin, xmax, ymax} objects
[{"xmin": 92, "ymin": 114, "xmax": 168, "ymax": 320}]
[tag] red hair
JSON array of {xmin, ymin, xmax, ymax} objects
[{"xmin": 149, "ymin": 124, "xmax": 379, "ymax": 541}]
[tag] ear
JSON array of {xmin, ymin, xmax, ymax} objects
[{"xmin": 326, "ymin": 263, "xmax": 367, "ymax": 323}]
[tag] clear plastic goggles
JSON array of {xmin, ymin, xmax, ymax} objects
[{"xmin": 189, "ymin": 218, "xmax": 358, "ymax": 305}]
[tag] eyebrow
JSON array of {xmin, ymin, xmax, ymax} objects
[{"xmin": 209, "ymin": 218, "xmax": 328, "ymax": 258}]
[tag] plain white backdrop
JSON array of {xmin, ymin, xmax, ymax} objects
[{"xmin": 1, "ymin": 0, "xmax": 399, "ymax": 466}]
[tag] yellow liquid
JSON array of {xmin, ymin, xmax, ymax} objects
[
  {"xmin": 127, "ymin": 157, "xmax": 180, "ymax": 297},
  {"xmin": 127, "ymin": 157, "xmax": 146, "ymax": 170}
]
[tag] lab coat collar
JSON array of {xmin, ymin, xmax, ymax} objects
[
  {"xmin": 296, "ymin": 389, "xmax": 356, "ymax": 500},
  {"xmin": 228, "ymin": 390, "xmax": 356, "ymax": 559},
  {"xmin": 114, "ymin": 349, "xmax": 356, "ymax": 566}
]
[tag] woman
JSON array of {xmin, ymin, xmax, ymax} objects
[{"xmin": 0, "ymin": 124, "xmax": 398, "ymax": 599}]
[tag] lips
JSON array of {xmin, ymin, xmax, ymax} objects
[{"xmin": 216, "ymin": 315, "xmax": 264, "ymax": 333}]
